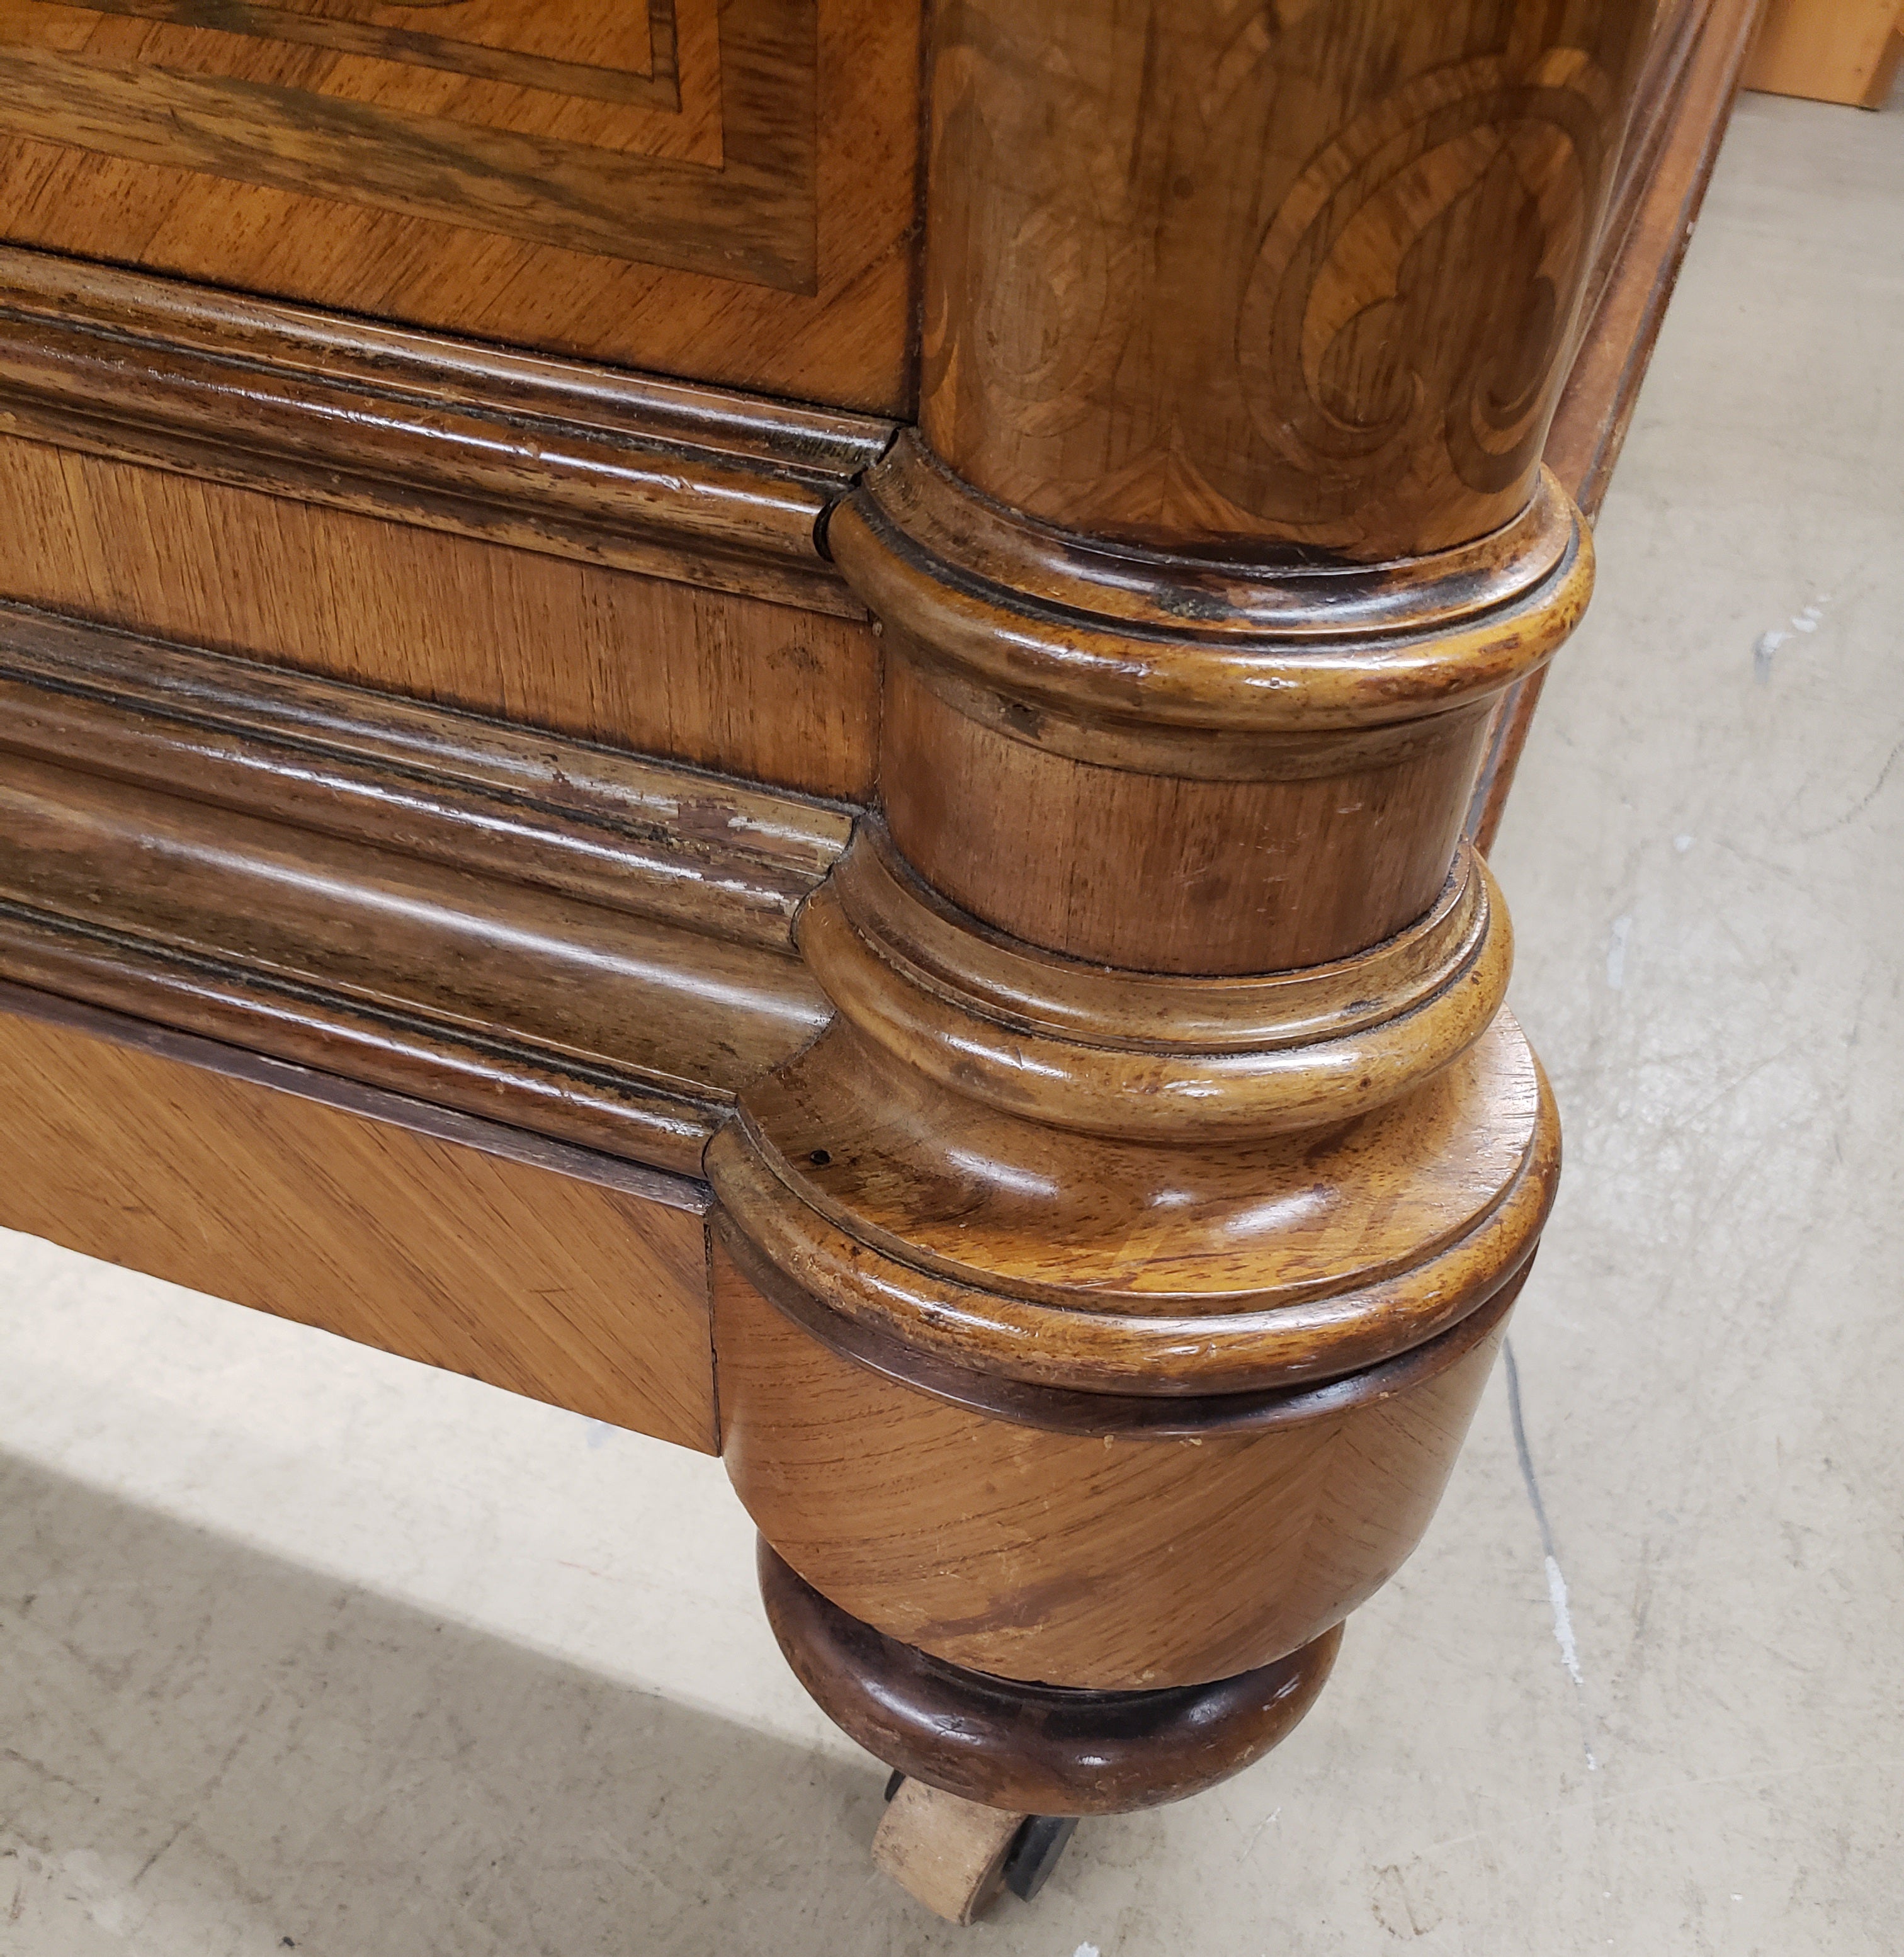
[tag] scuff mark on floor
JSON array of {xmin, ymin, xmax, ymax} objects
[
  {"xmin": 1504, "ymin": 1341, "xmax": 1598, "ymax": 1767},
  {"xmin": 1755, "ymin": 594, "xmax": 1833, "ymax": 681},
  {"xmin": 1606, "ymin": 915, "xmax": 1632, "ymax": 991},
  {"xmin": 1238, "ymin": 1806, "xmax": 1281, "ymax": 1862},
  {"xmin": 1543, "ymin": 1555, "xmax": 1584, "ymax": 1689}
]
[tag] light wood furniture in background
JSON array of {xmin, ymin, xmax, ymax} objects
[
  {"xmin": 0, "ymin": 0, "xmax": 1762, "ymax": 1926},
  {"xmin": 1746, "ymin": 0, "xmax": 1904, "ymax": 106}
]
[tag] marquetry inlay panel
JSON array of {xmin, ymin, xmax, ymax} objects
[{"xmin": 0, "ymin": 0, "xmax": 920, "ymax": 409}]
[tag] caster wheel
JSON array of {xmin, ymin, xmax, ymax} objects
[
  {"xmin": 1004, "ymin": 1813, "xmax": 1080, "ymax": 1903},
  {"xmin": 873, "ymin": 1773, "xmax": 1079, "ymax": 1924}
]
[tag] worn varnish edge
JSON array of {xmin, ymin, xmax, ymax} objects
[
  {"xmin": 1468, "ymin": 0, "xmax": 1764, "ymax": 848},
  {"xmin": 0, "ymin": 246, "xmax": 896, "ymax": 618},
  {"xmin": 705, "ymin": 1040, "xmax": 1561, "ymax": 1401},
  {"xmin": 759, "ymin": 1538, "xmax": 1345, "ymax": 1813},
  {"xmin": 800, "ymin": 830, "xmax": 1512, "ymax": 1142},
  {"xmin": 832, "ymin": 445, "xmax": 1592, "ymax": 741},
  {"xmin": 0, "ymin": 902, "xmax": 728, "ymax": 1178},
  {"xmin": 0, "ymin": 975, "xmax": 711, "ymax": 1212},
  {"xmin": 0, "ymin": 601, "xmax": 854, "ymax": 954},
  {"xmin": 0, "ymin": 603, "xmax": 852, "ymax": 1178}
]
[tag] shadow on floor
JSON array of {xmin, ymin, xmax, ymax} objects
[{"xmin": 0, "ymin": 1451, "xmax": 1156, "ymax": 1957}]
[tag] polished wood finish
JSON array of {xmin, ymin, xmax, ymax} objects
[
  {"xmin": 761, "ymin": 1543, "xmax": 1342, "ymax": 1813},
  {"xmin": 837, "ymin": 439, "xmax": 1587, "ymax": 972},
  {"xmin": 0, "ymin": 603, "xmax": 849, "ymax": 951},
  {"xmin": 0, "ymin": 0, "xmax": 922, "ymax": 411},
  {"xmin": 921, "ymin": 0, "xmax": 1651, "ymax": 560},
  {"xmin": 0, "ymin": 248, "xmax": 890, "ymax": 616},
  {"xmin": 0, "ymin": 603, "xmax": 844, "ymax": 1176},
  {"xmin": 0, "ymin": 982, "xmax": 718, "ymax": 1453},
  {"xmin": 0, "ymin": 0, "xmax": 1752, "ymax": 1871},
  {"xmin": 706, "ymin": 1, "xmax": 1659, "ymax": 1812},
  {"xmin": 1746, "ymin": 0, "xmax": 1903, "ymax": 105},
  {"xmin": 711, "ymin": 867, "xmax": 1556, "ymax": 1399},
  {"xmin": 822, "ymin": 4, "xmax": 1648, "ymax": 978},
  {"xmin": 0, "ymin": 438, "xmax": 881, "ymax": 799},
  {"xmin": 801, "ymin": 822, "xmax": 1514, "ymax": 1145},
  {"xmin": 720, "ymin": 1246, "xmax": 1526, "ymax": 1688}
]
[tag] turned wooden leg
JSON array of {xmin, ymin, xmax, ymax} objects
[{"xmin": 708, "ymin": 0, "xmax": 1652, "ymax": 1912}]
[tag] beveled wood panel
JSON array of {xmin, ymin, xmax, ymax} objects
[
  {"xmin": 0, "ymin": 436, "xmax": 881, "ymax": 800},
  {"xmin": 0, "ymin": 0, "xmax": 921, "ymax": 412},
  {"xmin": 0, "ymin": 982, "xmax": 720, "ymax": 1453}
]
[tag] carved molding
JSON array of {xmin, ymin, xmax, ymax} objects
[
  {"xmin": 0, "ymin": 248, "xmax": 893, "ymax": 615},
  {"xmin": 0, "ymin": 603, "xmax": 849, "ymax": 1174},
  {"xmin": 832, "ymin": 431, "xmax": 1590, "ymax": 764}
]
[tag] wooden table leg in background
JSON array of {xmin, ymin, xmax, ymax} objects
[
  {"xmin": 706, "ymin": 0, "xmax": 1651, "ymax": 1921},
  {"xmin": 1745, "ymin": 0, "xmax": 1904, "ymax": 107}
]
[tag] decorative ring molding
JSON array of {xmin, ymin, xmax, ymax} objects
[
  {"xmin": 759, "ymin": 1540, "xmax": 1343, "ymax": 1813},
  {"xmin": 827, "ymin": 431, "xmax": 1593, "ymax": 744},
  {"xmin": 706, "ymin": 1024, "xmax": 1560, "ymax": 1398},
  {"xmin": 798, "ymin": 823, "xmax": 1512, "ymax": 1140}
]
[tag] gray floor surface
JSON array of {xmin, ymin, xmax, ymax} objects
[{"xmin": 1, "ymin": 86, "xmax": 1900, "ymax": 1957}]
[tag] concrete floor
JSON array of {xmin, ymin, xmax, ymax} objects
[{"xmin": 2, "ymin": 87, "xmax": 1900, "ymax": 1957}]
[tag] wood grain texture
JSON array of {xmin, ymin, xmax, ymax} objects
[
  {"xmin": 763, "ymin": 1543, "xmax": 1342, "ymax": 1815},
  {"xmin": 0, "ymin": 246, "xmax": 893, "ymax": 615},
  {"xmin": 878, "ymin": 651, "xmax": 1499, "ymax": 974},
  {"xmin": 0, "ymin": 754, "xmax": 830, "ymax": 1176},
  {"xmin": 41, "ymin": 1, "xmax": 685, "ymax": 115},
  {"xmin": 868, "ymin": 1777, "xmax": 1021, "ymax": 1924},
  {"xmin": 0, "ymin": 980, "xmax": 720, "ymax": 1453},
  {"xmin": 718, "ymin": 1245, "xmax": 1521, "ymax": 1687},
  {"xmin": 834, "ymin": 436, "xmax": 1588, "ymax": 972},
  {"xmin": 800, "ymin": 825, "xmax": 1512, "ymax": 1143},
  {"xmin": 921, "ymin": 0, "xmax": 1653, "ymax": 559},
  {"xmin": 0, "ymin": 436, "xmax": 881, "ymax": 800},
  {"xmin": 1467, "ymin": 0, "xmax": 1764, "ymax": 848},
  {"xmin": 0, "ymin": 0, "xmax": 921, "ymax": 412},
  {"xmin": 0, "ymin": 602, "xmax": 852, "ymax": 953},
  {"xmin": 710, "ymin": 815, "xmax": 1558, "ymax": 1407},
  {"xmin": 708, "ymin": 3, "xmax": 1624, "ymax": 1747},
  {"xmin": 713, "ymin": 1012, "xmax": 1556, "ymax": 1400},
  {"xmin": 0, "ymin": 604, "xmax": 848, "ymax": 1175}
]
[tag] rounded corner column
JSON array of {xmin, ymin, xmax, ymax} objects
[{"xmin": 713, "ymin": 0, "xmax": 1652, "ymax": 1822}]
